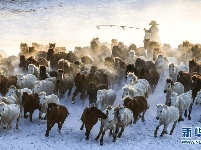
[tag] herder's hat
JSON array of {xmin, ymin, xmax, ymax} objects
[{"xmin": 149, "ymin": 20, "xmax": 159, "ymax": 25}]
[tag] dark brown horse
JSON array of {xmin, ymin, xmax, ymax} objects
[
  {"xmin": 19, "ymin": 55, "xmax": 27, "ymax": 72},
  {"xmin": 123, "ymin": 96, "xmax": 149, "ymax": 124},
  {"xmin": 80, "ymin": 107, "xmax": 107, "ymax": 140},
  {"xmin": 45, "ymin": 103, "xmax": 69, "ymax": 137},
  {"xmin": 72, "ymin": 72, "xmax": 89, "ymax": 104}
]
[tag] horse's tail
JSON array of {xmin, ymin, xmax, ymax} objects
[{"xmin": 147, "ymin": 105, "xmax": 150, "ymax": 110}]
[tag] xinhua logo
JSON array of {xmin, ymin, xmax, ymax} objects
[{"xmin": 181, "ymin": 127, "xmax": 201, "ymax": 144}]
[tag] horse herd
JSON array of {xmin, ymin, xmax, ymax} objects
[{"xmin": 0, "ymin": 39, "xmax": 201, "ymax": 145}]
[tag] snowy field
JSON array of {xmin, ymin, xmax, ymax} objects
[
  {"xmin": 1, "ymin": 75, "xmax": 201, "ymax": 150},
  {"xmin": 0, "ymin": 0, "xmax": 201, "ymax": 150}
]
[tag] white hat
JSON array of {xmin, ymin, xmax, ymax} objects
[{"xmin": 149, "ymin": 20, "xmax": 159, "ymax": 25}]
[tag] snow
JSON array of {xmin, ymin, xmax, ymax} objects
[
  {"xmin": 0, "ymin": 0, "xmax": 201, "ymax": 149},
  {"xmin": 0, "ymin": 76, "xmax": 200, "ymax": 149}
]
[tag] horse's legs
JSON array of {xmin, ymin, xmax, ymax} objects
[
  {"xmin": 24, "ymin": 109, "xmax": 28, "ymax": 118},
  {"xmin": 45, "ymin": 122, "xmax": 55, "ymax": 137},
  {"xmin": 160, "ymin": 124, "xmax": 168, "ymax": 137},
  {"xmin": 80, "ymin": 123, "xmax": 84, "ymax": 130},
  {"xmin": 133, "ymin": 114, "xmax": 138, "ymax": 124},
  {"xmin": 188, "ymin": 103, "xmax": 193, "ymax": 120},
  {"xmin": 68, "ymin": 87, "xmax": 73, "ymax": 97},
  {"xmin": 39, "ymin": 111, "xmax": 42, "ymax": 120},
  {"xmin": 85, "ymin": 128, "xmax": 92, "ymax": 140},
  {"xmin": 100, "ymin": 129, "xmax": 106, "ymax": 145},
  {"xmin": 112, "ymin": 128, "xmax": 117, "ymax": 142},
  {"xmin": 154, "ymin": 123, "xmax": 161, "ymax": 137},
  {"xmin": 95, "ymin": 125, "xmax": 103, "ymax": 141},
  {"xmin": 72, "ymin": 88, "xmax": 79, "ymax": 104},
  {"xmin": 118, "ymin": 127, "xmax": 125, "ymax": 138},
  {"xmin": 58, "ymin": 122, "xmax": 63, "ymax": 133},
  {"xmin": 178, "ymin": 111, "xmax": 184, "ymax": 122},
  {"xmin": 184, "ymin": 109, "xmax": 187, "ymax": 117},
  {"xmin": 141, "ymin": 111, "xmax": 146, "ymax": 122},
  {"xmin": 29, "ymin": 112, "xmax": 33, "ymax": 122},
  {"xmin": 16, "ymin": 114, "xmax": 20, "ymax": 130},
  {"xmin": 170, "ymin": 121, "xmax": 177, "ymax": 135},
  {"xmin": 109, "ymin": 129, "xmax": 112, "ymax": 137}
]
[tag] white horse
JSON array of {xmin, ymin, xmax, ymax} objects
[
  {"xmin": 169, "ymin": 62, "xmax": 189, "ymax": 82},
  {"xmin": 164, "ymin": 78, "xmax": 184, "ymax": 106},
  {"xmin": 38, "ymin": 92, "xmax": 60, "ymax": 119},
  {"xmin": 122, "ymin": 84, "xmax": 145, "ymax": 99},
  {"xmin": 28, "ymin": 64, "xmax": 39, "ymax": 79},
  {"xmin": 96, "ymin": 89, "xmax": 116, "ymax": 110},
  {"xmin": 155, "ymin": 53, "xmax": 169, "ymax": 76},
  {"xmin": 154, "ymin": 104, "xmax": 179, "ymax": 137},
  {"xmin": 170, "ymin": 92, "xmax": 193, "ymax": 121},
  {"xmin": 0, "ymin": 102, "xmax": 20, "ymax": 130},
  {"xmin": 17, "ymin": 74, "xmax": 37, "ymax": 89},
  {"xmin": 95, "ymin": 105, "xmax": 118, "ymax": 145},
  {"xmin": 126, "ymin": 72, "xmax": 151, "ymax": 97},
  {"xmin": 195, "ymin": 90, "xmax": 201, "ymax": 122},
  {"xmin": 6, "ymin": 86, "xmax": 32, "ymax": 115},
  {"xmin": 0, "ymin": 94, "xmax": 18, "ymax": 104},
  {"xmin": 115, "ymin": 106, "xmax": 133, "ymax": 138},
  {"xmin": 32, "ymin": 77, "xmax": 56, "ymax": 95}
]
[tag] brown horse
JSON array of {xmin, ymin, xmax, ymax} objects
[
  {"xmin": 72, "ymin": 72, "xmax": 89, "ymax": 104},
  {"xmin": 45, "ymin": 103, "xmax": 69, "ymax": 137},
  {"xmin": 80, "ymin": 107, "xmax": 107, "ymax": 140},
  {"xmin": 123, "ymin": 96, "xmax": 149, "ymax": 124}
]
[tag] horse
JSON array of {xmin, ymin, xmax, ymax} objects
[
  {"xmin": 80, "ymin": 107, "xmax": 107, "ymax": 140},
  {"xmin": 122, "ymin": 96, "xmax": 148, "ymax": 124},
  {"xmin": 170, "ymin": 92, "xmax": 193, "ymax": 121},
  {"xmin": 72, "ymin": 72, "xmax": 89, "ymax": 104},
  {"xmin": 164, "ymin": 78, "xmax": 184, "ymax": 106},
  {"xmin": 95, "ymin": 105, "xmax": 118, "ymax": 145},
  {"xmin": 115, "ymin": 106, "xmax": 133, "ymax": 138},
  {"xmin": 0, "ymin": 102, "xmax": 21, "ymax": 130},
  {"xmin": 96, "ymin": 89, "xmax": 116, "ymax": 110},
  {"xmin": 154, "ymin": 104, "xmax": 179, "ymax": 137},
  {"xmin": 45, "ymin": 103, "xmax": 69, "ymax": 137}
]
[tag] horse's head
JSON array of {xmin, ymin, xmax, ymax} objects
[
  {"xmin": 16, "ymin": 74, "xmax": 25, "ymax": 87},
  {"xmin": 155, "ymin": 53, "xmax": 164, "ymax": 69},
  {"xmin": 126, "ymin": 72, "xmax": 137, "ymax": 85},
  {"xmin": 28, "ymin": 64, "xmax": 35, "ymax": 74},
  {"xmin": 156, "ymin": 104, "xmax": 165, "ymax": 120},
  {"xmin": 96, "ymin": 90, "xmax": 105, "ymax": 109},
  {"xmin": 105, "ymin": 106, "xmax": 115, "ymax": 123},
  {"xmin": 169, "ymin": 63, "xmax": 175, "ymax": 77},
  {"xmin": 6, "ymin": 85, "xmax": 17, "ymax": 96},
  {"xmin": 118, "ymin": 106, "xmax": 125, "ymax": 122},
  {"xmin": 39, "ymin": 92, "xmax": 47, "ymax": 106},
  {"xmin": 57, "ymin": 69, "xmax": 64, "ymax": 81},
  {"xmin": 46, "ymin": 103, "xmax": 58, "ymax": 120},
  {"xmin": 164, "ymin": 78, "xmax": 174, "ymax": 93}
]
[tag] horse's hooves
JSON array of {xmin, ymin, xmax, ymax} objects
[
  {"xmin": 188, "ymin": 117, "xmax": 191, "ymax": 120},
  {"xmin": 112, "ymin": 139, "xmax": 116, "ymax": 142},
  {"xmin": 95, "ymin": 137, "xmax": 98, "ymax": 141},
  {"xmin": 85, "ymin": 137, "xmax": 89, "ymax": 140},
  {"xmin": 72, "ymin": 101, "xmax": 75, "ymax": 104},
  {"xmin": 100, "ymin": 142, "xmax": 103, "ymax": 146},
  {"xmin": 45, "ymin": 134, "xmax": 49, "ymax": 137}
]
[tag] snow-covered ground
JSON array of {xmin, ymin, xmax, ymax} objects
[
  {"xmin": 0, "ymin": 0, "xmax": 201, "ymax": 149},
  {"xmin": 0, "ymin": 74, "xmax": 201, "ymax": 150}
]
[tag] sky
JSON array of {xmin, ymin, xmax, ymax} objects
[{"xmin": 0, "ymin": 0, "xmax": 201, "ymax": 56}]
